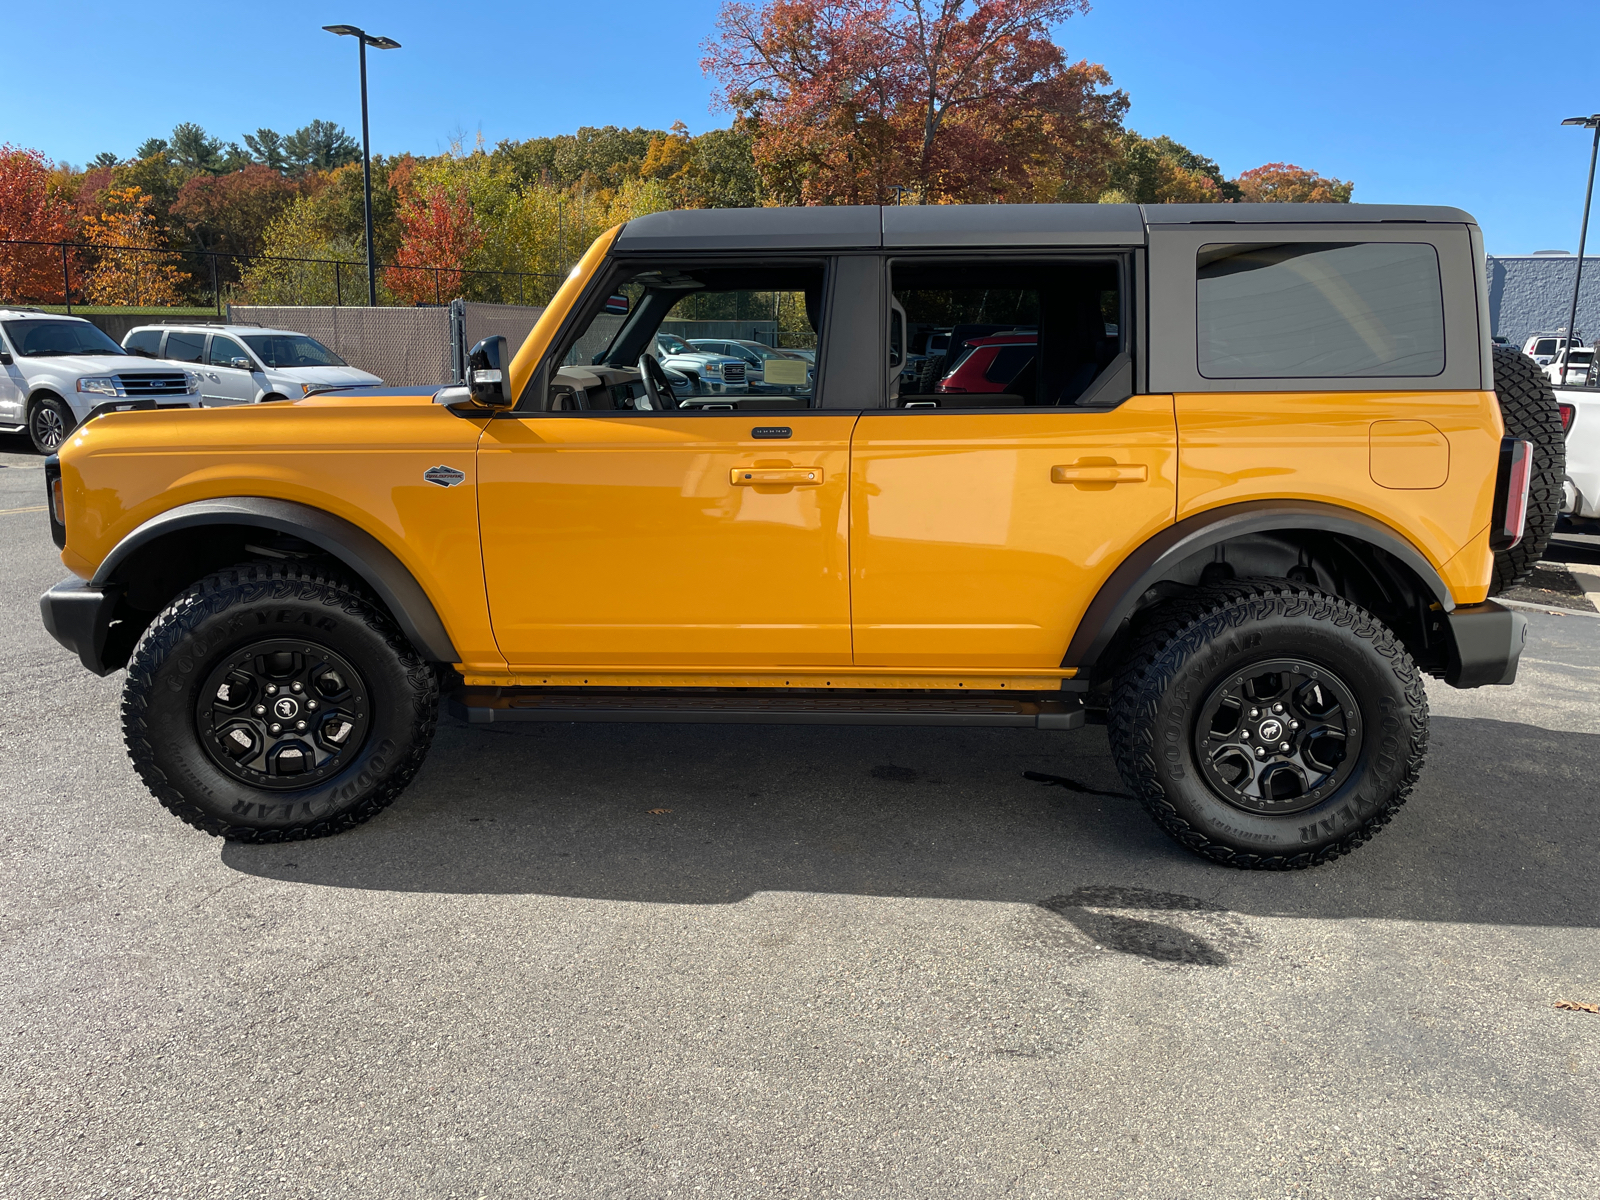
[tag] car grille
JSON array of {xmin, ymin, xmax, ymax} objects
[
  {"xmin": 721, "ymin": 362, "xmax": 746, "ymax": 383},
  {"xmin": 116, "ymin": 372, "xmax": 190, "ymax": 397}
]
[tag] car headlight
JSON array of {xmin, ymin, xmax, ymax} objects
[
  {"xmin": 704, "ymin": 362, "xmax": 722, "ymax": 375},
  {"xmin": 182, "ymin": 371, "xmax": 201, "ymax": 394},
  {"xmin": 76, "ymin": 376, "xmax": 120, "ymax": 396}
]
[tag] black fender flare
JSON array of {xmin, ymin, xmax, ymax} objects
[
  {"xmin": 92, "ymin": 497, "xmax": 460, "ymax": 662},
  {"xmin": 1061, "ymin": 500, "xmax": 1455, "ymax": 671}
]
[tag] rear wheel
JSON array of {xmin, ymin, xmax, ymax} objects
[
  {"xmin": 1489, "ymin": 345, "xmax": 1565, "ymax": 593},
  {"xmin": 28, "ymin": 394, "xmax": 74, "ymax": 454},
  {"xmin": 1107, "ymin": 580, "xmax": 1428, "ymax": 869},
  {"xmin": 122, "ymin": 561, "xmax": 439, "ymax": 842}
]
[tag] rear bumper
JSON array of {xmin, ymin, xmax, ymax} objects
[
  {"xmin": 38, "ymin": 577, "xmax": 121, "ymax": 676},
  {"xmin": 1444, "ymin": 601, "xmax": 1527, "ymax": 688}
]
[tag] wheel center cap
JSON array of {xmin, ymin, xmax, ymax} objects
[
  {"xmin": 273, "ymin": 696, "xmax": 301, "ymax": 720},
  {"xmin": 1257, "ymin": 717, "xmax": 1284, "ymax": 742}
]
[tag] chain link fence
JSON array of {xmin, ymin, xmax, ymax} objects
[{"xmin": 0, "ymin": 238, "xmax": 564, "ymax": 315}]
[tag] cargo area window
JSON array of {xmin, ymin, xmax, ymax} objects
[
  {"xmin": 1196, "ymin": 242, "xmax": 1445, "ymax": 378},
  {"xmin": 549, "ymin": 263, "xmax": 824, "ymax": 413},
  {"xmin": 887, "ymin": 259, "xmax": 1124, "ymax": 408}
]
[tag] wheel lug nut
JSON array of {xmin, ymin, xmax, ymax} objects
[
  {"xmin": 296, "ymin": 720, "xmax": 307, "ymax": 731},
  {"xmin": 1254, "ymin": 746, "xmax": 1266, "ymax": 758},
  {"xmin": 291, "ymin": 682, "xmax": 303, "ymax": 693},
  {"xmin": 1273, "ymin": 703, "xmax": 1284, "ymax": 713},
  {"xmin": 254, "ymin": 705, "xmax": 266, "ymax": 716},
  {"xmin": 269, "ymin": 723, "xmax": 282, "ymax": 735},
  {"xmin": 1290, "ymin": 720, "xmax": 1300, "ymax": 730},
  {"xmin": 307, "ymin": 700, "xmax": 318, "ymax": 711},
  {"xmin": 1280, "ymin": 741, "xmax": 1290, "ymax": 752},
  {"xmin": 1249, "ymin": 708, "xmax": 1260, "ymax": 719},
  {"xmin": 266, "ymin": 685, "xmax": 278, "ymax": 695}
]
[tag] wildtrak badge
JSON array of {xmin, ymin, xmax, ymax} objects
[{"xmin": 423, "ymin": 465, "xmax": 466, "ymax": 488}]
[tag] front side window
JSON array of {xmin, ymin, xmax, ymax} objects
[
  {"xmin": 1196, "ymin": 242, "xmax": 1445, "ymax": 379},
  {"xmin": 551, "ymin": 263, "xmax": 825, "ymax": 412},
  {"xmin": 2, "ymin": 319, "xmax": 125, "ymax": 358},
  {"xmin": 240, "ymin": 334, "xmax": 346, "ymax": 368},
  {"xmin": 890, "ymin": 259, "xmax": 1122, "ymax": 407},
  {"xmin": 208, "ymin": 336, "xmax": 251, "ymax": 367}
]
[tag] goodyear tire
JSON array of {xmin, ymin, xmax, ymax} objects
[
  {"xmin": 1108, "ymin": 580, "xmax": 1428, "ymax": 869},
  {"xmin": 122, "ymin": 561, "xmax": 439, "ymax": 842},
  {"xmin": 1490, "ymin": 345, "xmax": 1565, "ymax": 594}
]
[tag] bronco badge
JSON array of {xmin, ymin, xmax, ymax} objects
[{"xmin": 423, "ymin": 465, "xmax": 466, "ymax": 488}]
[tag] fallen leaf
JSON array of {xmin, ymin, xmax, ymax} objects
[
  {"xmin": 1554, "ymin": 1000, "xmax": 1599, "ymax": 1013},
  {"xmin": 645, "ymin": 808, "xmax": 673, "ymax": 815}
]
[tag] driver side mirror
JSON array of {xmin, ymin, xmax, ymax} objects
[
  {"xmin": 0, "ymin": 349, "xmax": 11, "ymax": 366},
  {"xmin": 466, "ymin": 335, "xmax": 514, "ymax": 408},
  {"xmin": 230, "ymin": 357, "xmax": 255, "ymax": 371}
]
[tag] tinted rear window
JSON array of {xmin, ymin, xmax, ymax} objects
[
  {"xmin": 165, "ymin": 331, "xmax": 205, "ymax": 363},
  {"xmin": 1196, "ymin": 242, "xmax": 1445, "ymax": 379},
  {"xmin": 124, "ymin": 330, "xmax": 161, "ymax": 357}
]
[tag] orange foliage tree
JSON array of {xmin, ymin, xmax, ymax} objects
[
  {"xmin": 384, "ymin": 183, "xmax": 482, "ymax": 304},
  {"xmin": 1234, "ymin": 162, "xmax": 1354, "ymax": 203},
  {"xmin": 81, "ymin": 186, "xmax": 190, "ymax": 306},
  {"xmin": 703, "ymin": 0, "xmax": 1126, "ymax": 205},
  {"xmin": 0, "ymin": 145, "xmax": 77, "ymax": 302}
]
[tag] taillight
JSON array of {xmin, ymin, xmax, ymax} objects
[
  {"xmin": 1489, "ymin": 438, "xmax": 1533, "ymax": 552},
  {"xmin": 1559, "ymin": 403, "xmax": 1575, "ymax": 434}
]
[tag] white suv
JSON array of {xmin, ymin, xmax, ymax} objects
[
  {"xmin": 0, "ymin": 309, "xmax": 200, "ymax": 453},
  {"xmin": 122, "ymin": 324, "xmax": 382, "ymax": 406}
]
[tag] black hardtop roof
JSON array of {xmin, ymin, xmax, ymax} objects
[{"xmin": 615, "ymin": 202, "xmax": 1478, "ymax": 253}]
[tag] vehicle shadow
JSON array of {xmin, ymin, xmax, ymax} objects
[{"xmin": 219, "ymin": 713, "xmax": 1600, "ymax": 932}]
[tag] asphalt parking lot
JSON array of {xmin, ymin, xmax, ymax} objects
[{"xmin": 2, "ymin": 437, "xmax": 1597, "ymax": 1199}]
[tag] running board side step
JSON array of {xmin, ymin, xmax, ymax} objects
[{"xmin": 447, "ymin": 688, "xmax": 1085, "ymax": 730}]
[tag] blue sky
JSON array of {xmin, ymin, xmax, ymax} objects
[{"xmin": 6, "ymin": 1, "xmax": 1595, "ymax": 254}]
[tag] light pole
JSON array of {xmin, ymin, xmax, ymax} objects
[
  {"xmin": 323, "ymin": 24, "xmax": 401, "ymax": 307},
  {"xmin": 1560, "ymin": 114, "xmax": 1600, "ymax": 377}
]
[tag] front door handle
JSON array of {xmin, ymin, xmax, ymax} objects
[
  {"xmin": 731, "ymin": 467, "xmax": 824, "ymax": 486},
  {"xmin": 1050, "ymin": 463, "xmax": 1147, "ymax": 484}
]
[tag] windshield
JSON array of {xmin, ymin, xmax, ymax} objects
[
  {"xmin": 241, "ymin": 333, "xmax": 346, "ymax": 368},
  {"xmin": 657, "ymin": 334, "xmax": 689, "ymax": 354},
  {"xmin": 2, "ymin": 319, "xmax": 126, "ymax": 358}
]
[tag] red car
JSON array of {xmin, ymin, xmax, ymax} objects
[{"xmin": 936, "ymin": 331, "xmax": 1037, "ymax": 393}]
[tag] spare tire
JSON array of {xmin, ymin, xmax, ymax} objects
[{"xmin": 1489, "ymin": 345, "xmax": 1566, "ymax": 594}]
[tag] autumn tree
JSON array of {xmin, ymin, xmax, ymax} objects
[
  {"xmin": 1100, "ymin": 133, "xmax": 1238, "ymax": 204},
  {"xmin": 81, "ymin": 186, "xmax": 189, "ymax": 306},
  {"xmin": 0, "ymin": 145, "xmax": 78, "ymax": 301},
  {"xmin": 170, "ymin": 164, "xmax": 298, "ymax": 258},
  {"xmin": 385, "ymin": 184, "xmax": 484, "ymax": 304},
  {"xmin": 1234, "ymin": 162, "xmax": 1353, "ymax": 203},
  {"xmin": 704, "ymin": 0, "xmax": 1126, "ymax": 205}
]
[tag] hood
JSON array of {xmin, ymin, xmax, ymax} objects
[
  {"xmin": 18, "ymin": 354, "xmax": 176, "ymax": 376},
  {"xmin": 266, "ymin": 364, "xmax": 384, "ymax": 386}
]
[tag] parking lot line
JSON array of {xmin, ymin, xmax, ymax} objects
[{"xmin": 0, "ymin": 505, "xmax": 46, "ymax": 516}]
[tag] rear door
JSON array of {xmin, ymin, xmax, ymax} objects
[
  {"xmin": 479, "ymin": 258, "xmax": 855, "ymax": 667},
  {"xmin": 204, "ymin": 334, "xmax": 261, "ymax": 405},
  {"xmin": 849, "ymin": 253, "xmax": 1178, "ymax": 669}
]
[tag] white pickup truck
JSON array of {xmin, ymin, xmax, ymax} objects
[{"xmin": 1558, "ymin": 384, "xmax": 1600, "ymax": 523}]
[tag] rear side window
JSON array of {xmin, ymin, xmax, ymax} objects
[
  {"xmin": 164, "ymin": 331, "xmax": 205, "ymax": 363},
  {"xmin": 124, "ymin": 330, "xmax": 161, "ymax": 357},
  {"xmin": 1196, "ymin": 242, "xmax": 1445, "ymax": 378}
]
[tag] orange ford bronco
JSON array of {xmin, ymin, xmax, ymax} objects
[{"xmin": 38, "ymin": 203, "xmax": 1562, "ymax": 869}]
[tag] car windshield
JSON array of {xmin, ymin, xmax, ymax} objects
[
  {"xmin": 241, "ymin": 334, "xmax": 346, "ymax": 368},
  {"xmin": 2, "ymin": 319, "xmax": 126, "ymax": 357},
  {"xmin": 657, "ymin": 335, "xmax": 689, "ymax": 354}
]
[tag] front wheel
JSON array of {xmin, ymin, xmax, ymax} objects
[
  {"xmin": 1107, "ymin": 581, "xmax": 1428, "ymax": 869},
  {"xmin": 122, "ymin": 561, "xmax": 439, "ymax": 842},
  {"xmin": 28, "ymin": 394, "xmax": 74, "ymax": 454}
]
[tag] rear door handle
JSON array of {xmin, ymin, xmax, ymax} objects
[
  {"xmin": 1050, "ymin": 464, "xmax": 1147, "ymax": 484},
  {"xmin": 731, "ymin": 467, "xmax": 824, "ymax": 486}
]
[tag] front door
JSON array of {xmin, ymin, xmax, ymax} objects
[
  {"xmin": 480, "ymin": 260, "xmax": 852, "ymax": 667},
  {"xmin": 850, "ymin": 254, "xmax": 1177, "ymax": 670},
  {"xmin": 204, "ymin": 334, "xmax": 261, "ymax": 405}
]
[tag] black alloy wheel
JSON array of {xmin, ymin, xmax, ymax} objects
[
  {"xmin": 1194, "ymin": 659, "xmax": 1361, "ymax": 815},
  {"xmin": 123, "ymin": 561, "xmax": 439, "ymax": 842},
  {"xmin": 196, "ymin": 640, "xmax": 371, "ymax": 790},
  {"xmin": 1108, "ymin": 579, "xmax": 1428, "ymax": 870}
]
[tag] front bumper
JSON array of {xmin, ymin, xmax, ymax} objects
[
  {"xmin": 1443, "ymin": 601, "xmax": 1528, "ymax": 688},
  {"xmin": 39, "ymin": 577, "xmax": 122, "ymax": 676}
]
